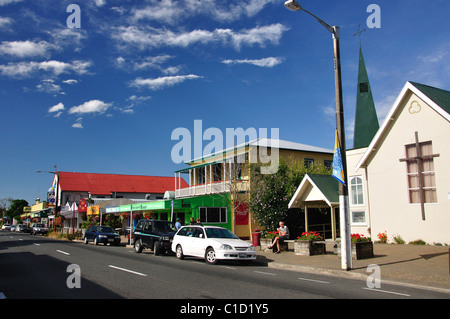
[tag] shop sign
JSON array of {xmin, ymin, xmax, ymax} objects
[
  {"xmin": 87, "ymin": 205, "xmax": 99, "ymax": 216},
  {"xmin": 106, "ymin": 206, "xmax": 120, "ymax": 213}
]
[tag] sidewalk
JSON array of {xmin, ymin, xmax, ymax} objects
[{"xmin": 255, "ymin": 243, "xmax": 450, "ymax": 293}]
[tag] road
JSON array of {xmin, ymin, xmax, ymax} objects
[{"xmin": 1, "ymin": 231, "xmax": 448, "ymax": 304}]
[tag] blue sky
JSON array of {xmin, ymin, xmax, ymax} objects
[{"xmin": 1, "ymin": 0, "xmax": 449, "ymax": 204}]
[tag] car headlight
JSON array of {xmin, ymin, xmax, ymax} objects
[
  {"xmin": 220, "ymin": 244, "xmax": 233, "ymax": 250},
  {"xmin": 98, "ymin": 235, "xmax": 107, "ymax": 238},
  {"xmin": 247, "ymin": 245, "xmax": 256, "ymax": 251},
  {"xmin": 161, "ymin": 236, "xmax": 170, "ymax": 241}
]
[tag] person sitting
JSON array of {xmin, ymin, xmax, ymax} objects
[{"xmin": 268, "ymin": 221, "xmax": 290, "ymax": 254}]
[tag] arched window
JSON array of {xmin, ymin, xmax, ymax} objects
[{"xmin": 350, "ymin": 176, "xmax": 364, "ymax": 205}]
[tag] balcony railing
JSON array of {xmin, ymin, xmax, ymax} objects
[{"xmin": 175, "ymin": 180, "xmax": 249, "ymax": 198}]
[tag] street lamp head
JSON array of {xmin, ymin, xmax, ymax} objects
[{"xmin": 284, "ymin": 0, "xmax": 303, "ymax": 11}]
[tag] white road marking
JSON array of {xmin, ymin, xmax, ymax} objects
[
  {"xmin": 254, "ymin": 271, "xmax": 277, "ymax": 276},
  {"xmin": 56, "ymin": 250, "xmax": 70, "ymax": 255},
  {"xmin": 220, "ymin": 266, "xmax": 237, "ymax": 270},
  {"xmin": 33, "ymin": 243, "xmax": 40, "ymax": 246},
  {"xmin": 298, "ymin": 277, "xmax": 330, "ymax": 284},
  {"xmin": 362, "ymin": 287, "xmax": 410, "ymax": 297},
  {"xmin": 108, "ymin": 265, "xmax": 148, "ymax": 277}
]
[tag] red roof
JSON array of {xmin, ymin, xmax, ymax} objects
[{"xmin": 57, "ymin": 172, "xmax": 188, "ymax": 195}]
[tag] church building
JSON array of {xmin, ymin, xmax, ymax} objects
[{"xmin": 290, "ymin": 46, "xmax": 450, "ymax": 245}]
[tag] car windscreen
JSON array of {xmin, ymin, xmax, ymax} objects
[
  {"xmin": 153, "ymin": 221, "xmax": 173, "ymax": 232},
  {"xmin": 96, "ymin": 226, "xmax": 115, "ymax": 233},
  {"xmin": 205, "ymin": 227, "xmax": 239, "ymax": 239}
]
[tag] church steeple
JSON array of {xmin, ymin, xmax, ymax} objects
[{"xmin": 353, "ymin": 46, "xmax": 379, "ymax": 149}]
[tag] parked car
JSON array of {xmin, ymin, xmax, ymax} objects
[
  {"xmin": 1, "ymin": 224, "xmax": 11, "ymax": 231},
  {"xmin": 31, "ymin": 223, "xmax": 49, "ymax": 235},
  {"xmin": 84, "ymin": 226, "xmax": 120, "ymax": 246},
  {"xmin": 16, "ymin": 224, "xmax": 31, "ymax": 233},
  {"xmin": 171, "ymin": 225, "xmax": 257, "ymax": 265},
  {"xmin": 10, "ymin": 225, "xmax": 16, "ymax": 232},
  {"xmin": 133, "ymin": 219, "xmax": 176, "ymax": 256}
]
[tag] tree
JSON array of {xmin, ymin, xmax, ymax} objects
[
  {"xmin": 6, "ymin": 199, "xmax": 29, "ymax": 221},
  {"xmin": 249, "ymin": 157, "xmax": 330, "ymax": 232}
]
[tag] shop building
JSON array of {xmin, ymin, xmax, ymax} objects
[{"xmin": 173, "ymin": 138, "xmax": 333, "ymax": 239}]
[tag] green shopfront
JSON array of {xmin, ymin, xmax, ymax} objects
[{"xmin": 109, "ymin": 194, "xmax": 232, "ymax": 231}]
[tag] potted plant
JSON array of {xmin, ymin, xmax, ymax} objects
[
  {"xmin": 294, "ymin": 231, "xmax": 326, "ymax": 256},
  {"xmin": 337, "ymin": 233, "xmax": 374, "ymax": 260},
  {"xmin": 260, "ymin": 230, "xmax": 278, "ymax": 251}
]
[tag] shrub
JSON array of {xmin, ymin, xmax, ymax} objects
[
  {"xmin": 409, "ymin": 239, "xmax": 427, "ymax": 245},
  {"xmin": 393, "ymin": 234, "xmax": 406, "ymax": 244}
]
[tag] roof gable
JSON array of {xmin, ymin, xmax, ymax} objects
[
  {"xmin": 356, "ymin": 81, "xmax": 450, "ymax": 170},
  {"xmin": 288, "ymin": 174, "xmax": 338, "ymax": 208}
]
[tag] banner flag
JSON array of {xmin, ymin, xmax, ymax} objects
[{"xmin": 332, "ymin": 130, "xmax": 346, "ymax": 185}]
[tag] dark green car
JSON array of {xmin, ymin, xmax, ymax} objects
[{"xmin": 132, "ymin": 219, "xmax": 175, "ymax": 255}]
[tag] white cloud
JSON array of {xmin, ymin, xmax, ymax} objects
[
  {"xmin": 62, "ymin": 79, "xmax": 78, "ymax": 85},
  {"xmin": 37, "ymin": 79, "xmax": 64, "ymax": 95},
  {"xmin": 0, "ymin": 60, "xmax": 91, "ymax": 78},
  {"xmin": 132, "ymin": 0, "xmax": 278, "ymax": 24},
  {"xmin": 222, "ymin": 57, "xmax": 284, "ymax": 68},
  {"xmin": 0, "ymin": 0, "xmax": 23, "ymax": 6},
  {"xmin": 130, "ymin": 74, "xmax": 202, "ymax": 90},
  {"xmin": 48, "ymin": 102, "xmax": 65, "ymax": 113},
  {"xmin": 0, "ymin": 40, "xmax": 58, "ymax": 58},
  {"xmin": 68, "ymin": 100, "xmax": 112, "ymax": 114},
  {"xmin": 72, "ymin": 122, "xmax": 83, "ymax": 129},
  {"xmin": 0, "ymin": 17, "xmax": 12, "ymax": 28},
  {"xmin": 113, "ymin": 23, "xmax": 288, "ymax": 51}
]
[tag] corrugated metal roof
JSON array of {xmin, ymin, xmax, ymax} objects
[{"xmin": 57, "ymin": 172, "xmax": 188, "ymax": 195}]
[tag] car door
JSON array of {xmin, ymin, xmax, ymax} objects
[
  {"xmin": 180, "ymin": 226, "xmax": 196, "ymax": 256},
  {"xmin": 141, "ymin": 221, "xmax": 153, "ymax": 248},
  {"xmin": 191, "ymin": 227, "xmax": 206, "ymax": 257}
]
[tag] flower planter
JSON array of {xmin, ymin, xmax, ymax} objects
[
  {"xmin": 336, "ymin": 241, "xmax": 374, "ymax": 260},
  {"xmin": 294, "ymin": 240, "xmax": 326, "ymax": 256},
  {"xmin": 260, "ymin": 238, "xmax": 272, "ymax": 251}
]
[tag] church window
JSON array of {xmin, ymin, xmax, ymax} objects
[
  {"xmin": 405, "ymin": 141, "xmax": 437, "ymax": 204},
  {"xmin": 359, "ymin": 82, "xmax": 369, "ymax": 93},
  {"xmin": 350, "ymin": 176, "xmax": 364, "ymax": 205},
  {"xmin": 351, "ymin": 211, "xmax": 366, "ymax": 225}
]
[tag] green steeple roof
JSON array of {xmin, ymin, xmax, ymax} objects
[{"xmin": 353, "ymin": 47, "xmax": 379, "ymax": 149}]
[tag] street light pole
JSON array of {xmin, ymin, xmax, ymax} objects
[
  {"xmin": 284, "ymin": 0, "xmax": 352, "ymax": 270},
  {"xmin": 36, "ymin": 169, "xmax": 59, "ymax": 232}
]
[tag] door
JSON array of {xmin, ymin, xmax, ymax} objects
[
  {"xmin": 190, "ymin": 227, "xmax": 206, "ymax": 257},
  {"xmin": 141, "ymin": 221, "xmax": 153, "ymax": 247}
]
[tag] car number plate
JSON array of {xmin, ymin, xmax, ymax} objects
[
  {"xmin": 108, "ymin": 238, "xmax": 114, "ymax": 242},
  {"xmin": 239, "ymin": 253, "xmax": 247, "ymax": 258}
]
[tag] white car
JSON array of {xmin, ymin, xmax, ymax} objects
[{"xmin": 171, "ymin": 225, "xmax": 256, "ymax": 265}]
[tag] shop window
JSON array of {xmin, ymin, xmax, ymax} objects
[
  {"xmin": 324, "ymin": 160, "xmax": 333, "ymax": 170},
  {"xmin": 304, "ymin": 158, "xmax": 314, "ymax": 168},
  {"xmin": 199, "ymin": 207, "xmax": 227, "ymax": 223}
]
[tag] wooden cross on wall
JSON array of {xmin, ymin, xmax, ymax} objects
[{"xmin": 399, "ymin": 131, "xmax": 440, "ymax": 220}]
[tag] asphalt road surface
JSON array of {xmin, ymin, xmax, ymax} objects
[{"xmin": 1, "ymin": 231, "xmax": 448, "ymax": 305}]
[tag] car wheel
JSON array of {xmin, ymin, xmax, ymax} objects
[
  {"xmin": 176, "ymin": 245, "xmax": 184, "ymax": 260},
  {"xmin": 134, "ymin": 239, "xmax": 143, "ymax": 253},
  {"xmin": 84, "ymin": 236, "xmax": 89, "ymax": 244},
  {"xmin": 154, "ymin": 241, "xmax": 161, "ymax": 256},
  {"xmin": 205, "ymin": 247, "xmax": 218, "ymax": 265}
]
